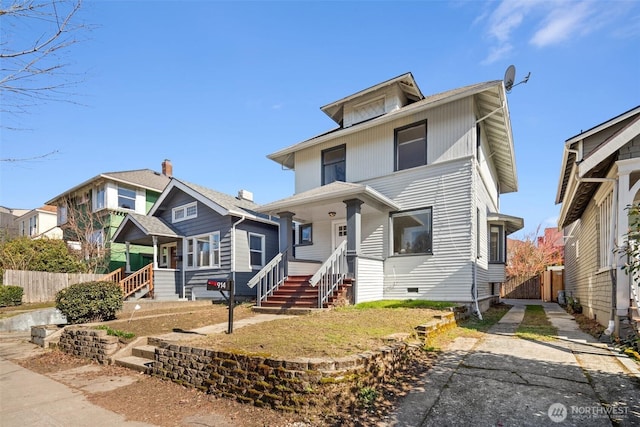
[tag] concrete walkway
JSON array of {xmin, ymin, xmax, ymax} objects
[
  {"xmin": 391, "ymin": 300, "xmax": 640, "ymax": 426},
  {"xmin": 0, "ymin": 332, "xmax": 157, "ymax": 427}
]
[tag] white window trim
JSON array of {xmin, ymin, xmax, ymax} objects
[
  {"xmin": 117, "ymin": 185, "xmax": 138, "ymax": 211},
  {"xmin": 185, "ymin": 232, "xmax": 220, "ymax": 270},
  {"xmin": 172, "ymin": 202, "xmax": 198, "ymax": 223},
  {"xmin": 598, "ymin": 192, "xmax": 614, "ymax": 269},
  {"xmin": 249, "ymin": 232, "xmax": 265, "ymax": 269},
  {"xmin": 159, "ymin": 242, "xmax": 177, "ymax": 268}
]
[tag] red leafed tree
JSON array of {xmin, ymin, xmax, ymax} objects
[{"xmin": 507, "ymin": 226, "xmax": 564, "ymax": 282}]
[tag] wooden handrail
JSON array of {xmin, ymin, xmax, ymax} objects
[
  {"xmin": 102, "ymin": 267, "xmax": 125, "ymax": 284},
  {"xmin": 120, "ymin": 264, "xmax": 154, "ymax": 299}
]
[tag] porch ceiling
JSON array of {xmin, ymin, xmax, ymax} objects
[{"xmin": 257, "ymin": 181, "xmax": 400, "ymax": 222}]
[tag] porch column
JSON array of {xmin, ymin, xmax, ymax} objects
[
  {"xmin": 125, "ymin": 241, "xmax": 131, "ymax": 273},
  {"xmin": 344, "ymin": 198, "xmax": 363, "ymax": 278},
  {"xmin": 277, "ymin": 211, "xmax": 295, "ymax": 260},
  {"xmin": 152, "ymin": 236, "xmax": 159, "ymax": 269}
]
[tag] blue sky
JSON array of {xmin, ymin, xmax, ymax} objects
[{"xmin": 1, "ymin": 0, "xmax": 639, "ymax": 238}]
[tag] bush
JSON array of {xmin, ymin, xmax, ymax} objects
[
  {"xmin": 0, "ymin": 286, "xmax": 23, "ymax": 307},
  {"xmin": 56, "ymin": 281, "xmax": 123, "ymax": 324}
]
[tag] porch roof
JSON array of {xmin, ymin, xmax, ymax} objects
[
  {"xmin": 487, "ymin": 212, "xmax": 524, "ymax": 235},
  {"xmin": 112, "ymin": 212, "xmax": 181, "ymax": 245},
  {"xmin": 256, "ymin": 181, "xmax": 400, "ymax": 221}
]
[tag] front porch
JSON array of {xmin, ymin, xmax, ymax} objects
[
  {"xmin": 103, "ymin": 265, "xmax": 182, "ymax": 301},
  {"xmin": 250, "ymin": 182, "xmax": 397, "ymax": 309}
]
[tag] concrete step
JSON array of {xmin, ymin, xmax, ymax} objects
[
  {"xmin": 132, "ymin": 345, "xmax": 156, "ymax": 360},
  {"xmin": 114, "ymin": 355, "xmax": 154, "ymax": 373}
]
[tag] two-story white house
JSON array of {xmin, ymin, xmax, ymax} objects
[
  {"xmin": 15, "ymin": 205, "xmax": 62, "ymax": 239},
  {"xmin": 250, "ymin": 73, "xmax": 523, "ymax": 313}
]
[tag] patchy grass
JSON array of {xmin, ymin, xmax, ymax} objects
[
  {"xmin": 96, "ymin": 303, "xmax": 254, "ymax": 337},
  {"xmin": 515, "ymin": 305, "xmax": 558, "ymax": 341},
  {"xmin": 95, "ymin": 325, "xmax": 136, "ymax": 340},
  {"xmin": 428, "ymin": 303, "xmax": 512, "ymax": 349},
  {"xmin": 189, "ymin": 306, "xmax": 443, "ymax": 358},
  {"xmin": 353, "ymin": 300, "xmax": 456, "ymax": 310},
  {"xmin": 0, "ymin": 301, "xmax": 56, "ymax": 319}
]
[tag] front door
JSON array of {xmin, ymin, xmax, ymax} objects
[
  {"xmin": 332, "ymin": 221, "xmax": 347, "ymax": 250},
  {"xmin": 160, "ymin": 243, "xmax": 178, "ymax": 269}
]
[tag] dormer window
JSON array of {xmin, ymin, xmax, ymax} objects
[
  {"xmin": 395, "ymin": 120, "xmax": 427, "ymax": 171},
  {"xmin": 322, "ymin": 145, "xmax": 346, "ymax": 185}
]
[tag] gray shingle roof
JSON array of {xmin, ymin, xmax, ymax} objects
[
  {"xmin": 102, "ymin": 169, "xmax": 170, "ymax": 192},
  {"xmin": 176, "ymin": 179, "xmax": 261, "ymax": 216},
  {"xmin": 127, "ymin": 212, "xmax": 179, "ymax": 237}
]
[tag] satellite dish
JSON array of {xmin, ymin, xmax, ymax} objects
[{"xmin": 504, "ymin": 65, "xmax": 516, "ymax": 92}]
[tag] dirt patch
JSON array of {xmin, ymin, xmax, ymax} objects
[{"xmin": 17, "ymin": 346, "xmax": 437, "ymax": 426}]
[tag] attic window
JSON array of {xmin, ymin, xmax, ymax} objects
[
  {"xmin": 352, "ymin": 97, "xmax": 385, "ymax": 125},
  {"xmin": 172, "ymin": 202, "xmax": 197, "ymax": 223}
]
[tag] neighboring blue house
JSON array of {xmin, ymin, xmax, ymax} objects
[{"xmin": 112, "ymin": 178, "xmax": 279, "ymax": 300}]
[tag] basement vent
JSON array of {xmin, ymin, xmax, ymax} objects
[{"xmin": 407, "ymin": 287, "xmax": 419, "ymax": 293}]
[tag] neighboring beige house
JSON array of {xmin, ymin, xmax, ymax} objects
[
  {"xmin": 15, "ymin": 205, "xmax": 62, "ymax": 239},
  {"xmin": 556, "ymin": 105, "xmax": 640, "ymax": 334},
  {"xmin": 252, "ymin": 73, "xmax": 523, "ymax": 313},
  {"xmin": 0, "ymin": 206, "xmax": 29, "ymax": 241}
]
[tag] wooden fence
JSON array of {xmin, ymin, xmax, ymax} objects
[
  {"xmin": 3, "ymin": 270, "xmax": 107, "ymax": 303},
  {"xmin": 501, "ymin": 275, "xmax": 542, "ymax": 299}
]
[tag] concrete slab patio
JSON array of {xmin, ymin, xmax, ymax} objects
[{"xmin": 391, "ymin": 300, "xmax": 640, "ymax": 426}]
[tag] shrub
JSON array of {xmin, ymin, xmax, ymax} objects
[
  {"xmin": 56, "ymin": 281, "xmax": 123, "ymax": 324},
  {"xmin": 0, "ymin": 285, "xmax": 23, "ymax": 307}
]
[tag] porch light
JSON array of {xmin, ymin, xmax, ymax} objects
[{"xmin": 328, "ymin": 211, "xmax": 336, "ymax": 217}]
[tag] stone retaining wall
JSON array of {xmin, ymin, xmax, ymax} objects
[
  {"xmin": 58, "ymin": 327, "xmax": 119, "ymax": 364},
  {"xmin": 150, "ymin": 340, "xmax": 422, "ymax": 411}
]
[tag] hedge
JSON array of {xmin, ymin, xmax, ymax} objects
[{"xmin": 0, "ymin": 286, "xmax": 24, "ymax": 307}]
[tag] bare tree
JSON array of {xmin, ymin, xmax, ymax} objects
[
  {"xmin": 60, "ymin": 194, "xmax": 111, "ymax": 273},
  {"xmin": 506, "ymin": 225, "xmax": 564, "ymax": 283},
  {"xmin": 1, "ymin": 0, "xmax": 85, "ymax": 122}
]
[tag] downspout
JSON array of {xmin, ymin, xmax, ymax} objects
[{"xmin": 231, "ymin": 215, "xmax": 247, "ymax": 295}]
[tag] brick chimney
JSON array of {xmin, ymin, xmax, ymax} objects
[{"xmin": 162, "ymin": 159, "xmax": 173, "ymax": 177}]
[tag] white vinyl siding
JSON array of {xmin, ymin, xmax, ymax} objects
[
  {"xmin": 294, "ymin": 97, "xmax": 475, "ymax": 194},
  {"xmin": 375, "ymin": 158, "xmax": 473, "ymax": 301},
  {"xmin": 355, "ymin": 257, "xmax": 384, "ymax": 303}
]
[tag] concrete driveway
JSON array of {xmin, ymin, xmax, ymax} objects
[{"xmin": 391, "ymin": 300, "xmax": 640, "ymax": 426}]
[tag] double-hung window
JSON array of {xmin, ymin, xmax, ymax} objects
[
  {"xmin": 489, "ymin": 225, "xmax": 505, "ymax": 263},
  {"xmin": 29, "ymin": 216, "xmax": 37, "ymax": 236},
  {"xmin": 118, "ymin": 186, "xmax": 137, "ymax": 210},
  {"xmin": 322, "ymin": 145, "xmax": 346, "ymax": 185},
  {"xmin": 395, "ymin": 120, "xmax": 427, "ymax": 171},
  {"xmin": 94, "ymin": 185, "xmax": 105, "ymax": 211},
  {"xmin": 249, "ymin": 233, "xmax": 265, "ymax": 268},
  {"xmin": 186, "ymin": 232, "xmax": 220, "ymax": 269},
  {"xmin": 391, "ymin": 208, "xmax": 433, "ymax": 255}
]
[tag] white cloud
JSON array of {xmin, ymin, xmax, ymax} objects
[
  {"xmin": 479, "ymin": 0, "xmax": 635, "ymax": 64},
  {"xmin": 530, "ymin": 2, "xmax": 594, "ymax": 47}
]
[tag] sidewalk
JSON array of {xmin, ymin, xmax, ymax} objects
[
  {"xmin": 391, "ymin": 300, "xmax": 640, "ymax": 426},
  {"xmin": 0, "ymin": 332, "xmax": 157, "ymax": 427}
]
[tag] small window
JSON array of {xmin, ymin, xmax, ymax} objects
[
  {"xmin": 598, "ymin": 192, "xmax": 613, "ymax": 268},
  {"xmin": 249, "ymin": 233, "xmax": 265, "ymax": 268},
  {"xmin": 118, "ymin": 186, "xmax": 137, "ymax": 210},
  {"xmin": 58, "ymin": 205, "xmax": 68, "ymax": 225},
  {"xmin": 299, "ymin": 223, "xmax": 312, "ymax": 245},
  {"xmin": 395, "ymin": 121, "xmax": 427, "ymax": 171},
  {"xmin": 172, "ymin": 202, "xmax": 197, "ymax": 223},
  {"xmin": 392, "ymin": 208, "xmax": 432, "ymax": 255},
  {"xmin": 29, "ymin": 216, "xmax": 37, "ymax": 236},
  {"xmin": 489, "ymin": 225, "xmax": 504, "ymax": 263},
  {"xmin": 322, "ymin": 145, "xmax": 346, "ymax": 185}
]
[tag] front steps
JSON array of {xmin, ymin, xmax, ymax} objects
[
  {"xmin": 259, "ymin": 275, "xmax": 350, "ymax": 309},
  {"xmin": 113, "ymin": 338, "xmax": 156, "ymax": 373}
]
